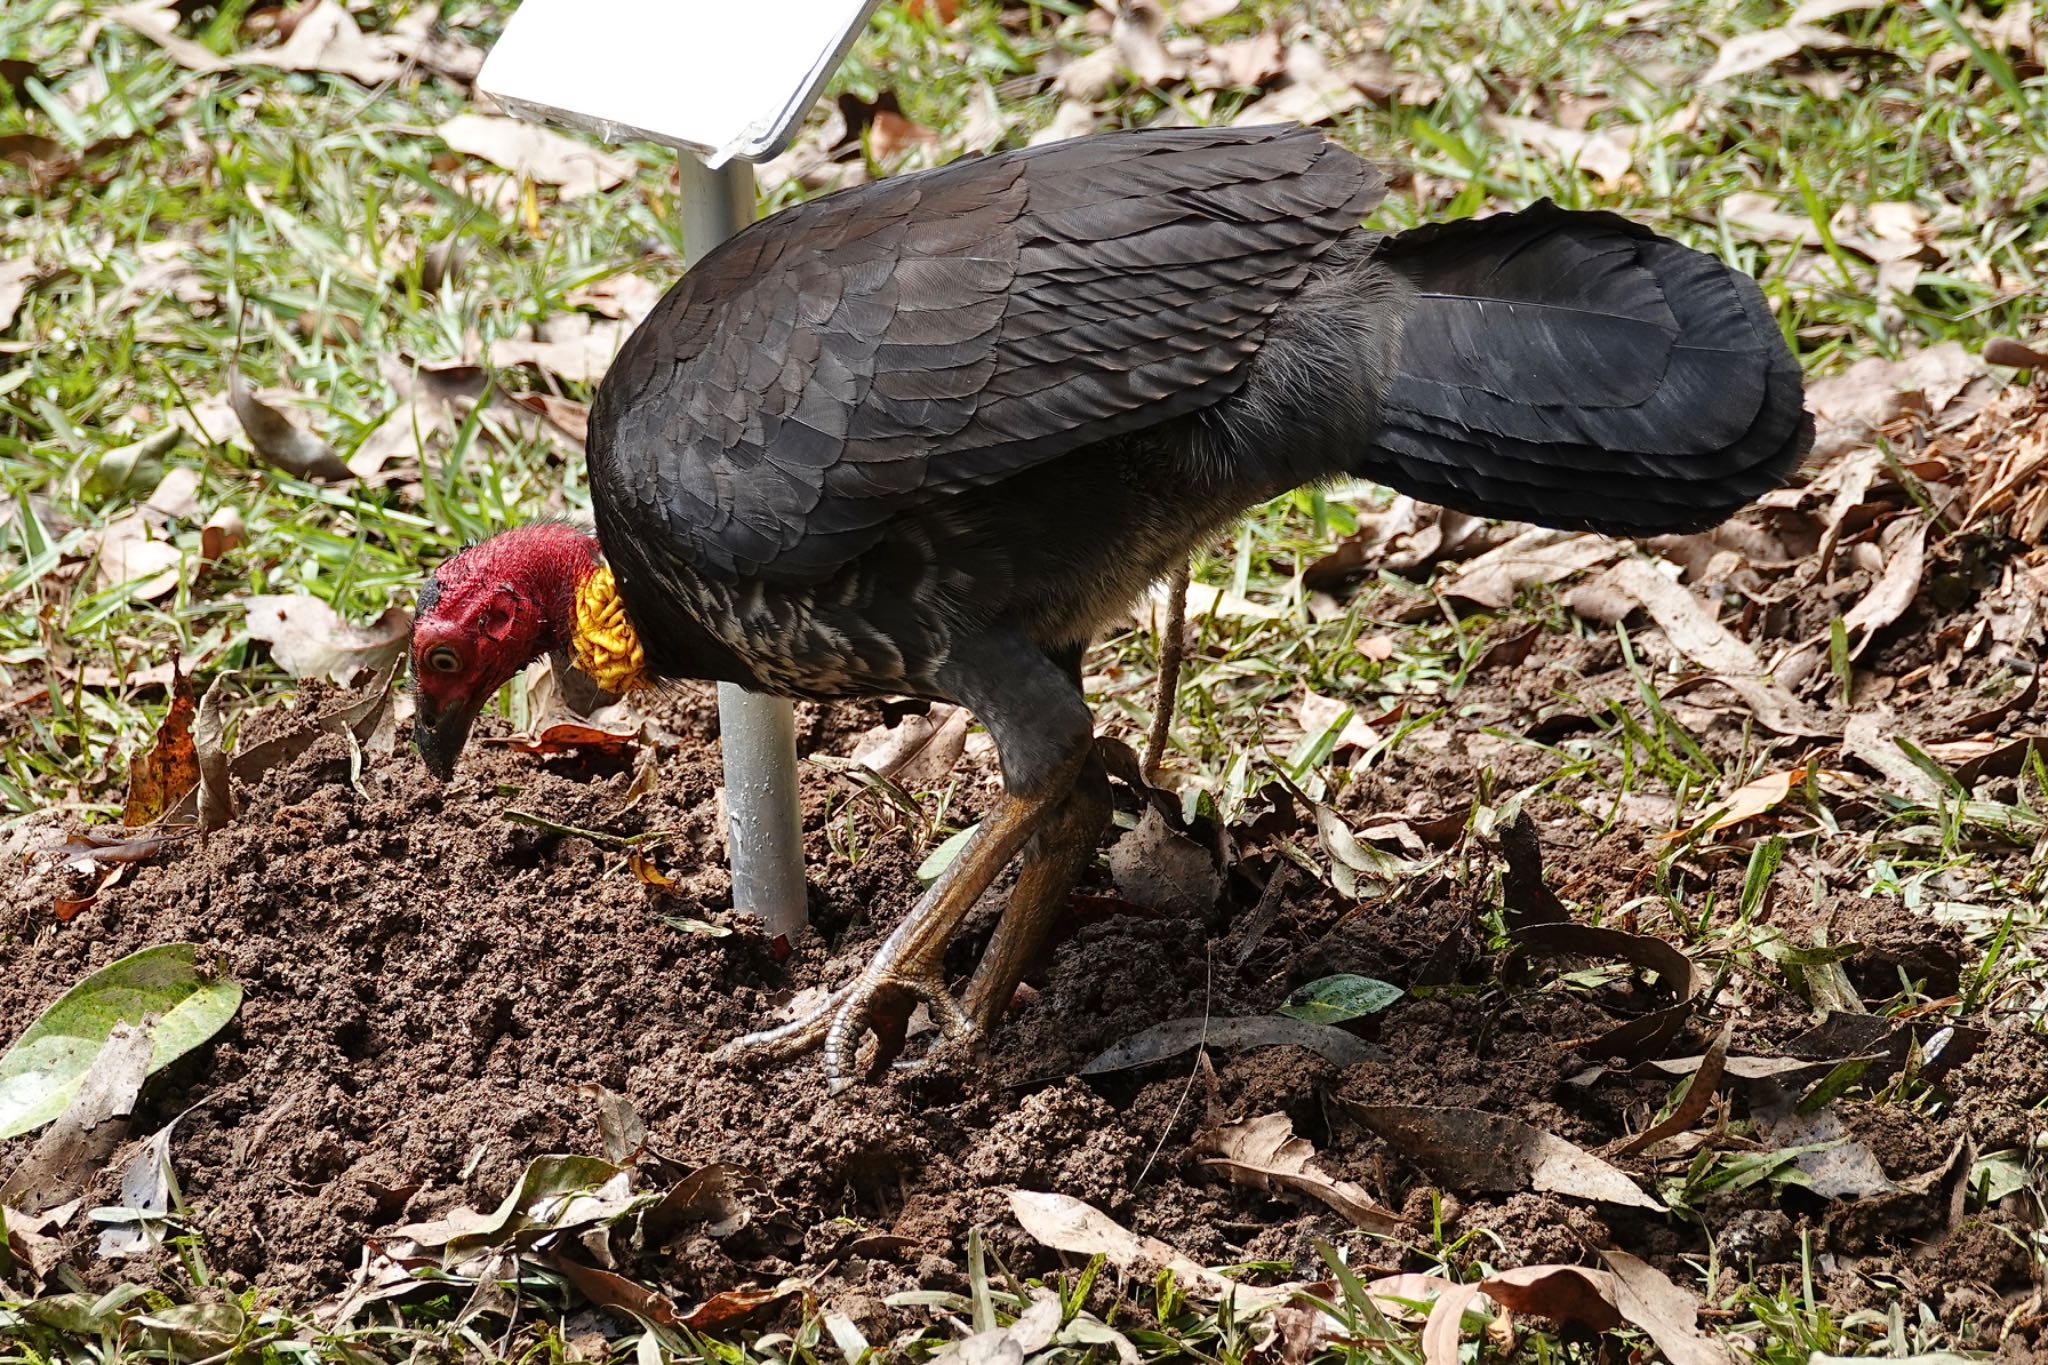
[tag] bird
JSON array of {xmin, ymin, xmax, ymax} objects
[{"xmin": 409, "ymin": 124, "xmax": 1811, "ymax": 1089}]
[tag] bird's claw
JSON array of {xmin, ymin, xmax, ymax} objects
[{"xmin": 716, "ymin": 970, "xmax": 979, "ymax": 1094}]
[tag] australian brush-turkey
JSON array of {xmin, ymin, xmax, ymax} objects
[{"xmin": 410, "ymin": 125, "xmax": 1811, "ymax": 1086}]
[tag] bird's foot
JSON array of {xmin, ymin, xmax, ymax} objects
[{"xmin": 715, "ymin": 966, "xmax": 979, "ymax": 1095}]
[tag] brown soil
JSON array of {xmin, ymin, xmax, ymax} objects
[{"xmin": 5, "ymin": 644, "xmax": 2044, "ymax": 1353}]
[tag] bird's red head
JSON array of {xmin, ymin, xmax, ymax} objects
[{"xmin": 410, "ymin": 522, "xmax": 602, "ymax": 779}]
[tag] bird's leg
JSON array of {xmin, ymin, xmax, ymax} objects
[
  {"xmin": 717, "ymin": 634, "xmax": 1093, "ymax": 1090},
  {"xmin": 962, "ymin": 750, "xmax": 1111, "ymax": 1031}
]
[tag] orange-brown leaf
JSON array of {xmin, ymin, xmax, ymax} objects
[{"xmin": 122, "ymin": 662, "xmax": 199, "ymax": 826}]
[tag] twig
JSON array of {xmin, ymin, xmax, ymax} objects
[{"xmin": 1142, "ymin": 559, "xmax": 1190, "ymax": 782}]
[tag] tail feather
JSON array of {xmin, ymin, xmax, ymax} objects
[{"xmin": 1360, "ymin": 201, "xmax": 1811, "ymax": 534}]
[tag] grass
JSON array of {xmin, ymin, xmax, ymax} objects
[{"xmin": 3, "ymin": 0, "xmax": 2046, "ymax": 1359}]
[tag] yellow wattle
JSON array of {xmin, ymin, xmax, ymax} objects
[{"xmin": 571, "ymin": 563, "xmax": 651, "ymax": 694}]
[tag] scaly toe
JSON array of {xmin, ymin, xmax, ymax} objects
[{"xmin": 713, "ymin": 989, "xmax": 842, "ymax": 1067}]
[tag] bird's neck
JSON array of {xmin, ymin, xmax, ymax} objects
[{"xmin": 469, "ymin": 522, "xmax": 642, "ymax": 688}]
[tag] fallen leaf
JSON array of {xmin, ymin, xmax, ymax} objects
[
  {"xmin": 1480, "ymin": 1264, "xmax": 1624, "ymax": 1331},
  {"xmin": 1985, "ymin": 336, "xmax": 2048, "ymax": 369},
  {"xmin": 0, "ymin": 944, "xmax": 241, "ymax": 1141},
  {"xmin": 492, "ymin": 719, "xmax": 642, "ymax": 762},
  {"xmin": 107, "ymin": 0, "xmax": 230, "ymax": 72},
  {"xmin": 1440, "ymin": 529, "xmax": 1615, "ymax": 609},
  {"xmin": 1751, "ymin": 1087, "xmax": 1896, "ymax": 1198},
  {"xmin": 236, "ymin": 0, "xmax": 401, "ymax": 85},
  {"xmin": 1191, "ymin": 30, "xmax": 1283, "ymax": 88},
  {"xmin": 1009, "ymin": 1190, "xmax": 1296, "ymax": 1305},
  {"xmin": 1689, "ymin": 766, "xmax": 1809, "ymax": 835},
  {"xmin": 229, "ymin": 372, "xmax": 353, "ymax": 482},
  {"xmin": 97, "ymin": 1118, "xmax": 182, "ymax": 1257},
  {"xmin": 394, "ymin": 1154, "xmax": 636, "ymax": 1257},
  {"xmin": 200, "ymin": 505, "xmax": 243, "ymax": 564},
  {"xmin": 581, "ymin": 1085, "xmax": 646, "ymax": 1166},
  {"xmin": 488, "ymin": 314, "xmax": 629, "ymax": 385},
  {"xmin": 1108, "ymin": 805, "xmax": 1221, "ymax": 915},
  {"xmin": 1194, "ymin": 1112, "xmax": 1400, "ymax": 1232},
  {"xmin": 848, "ymin": 704, "xmax": 969, "ymax": 789},
  {"xmin": 931, "ymin": 1291, "xmax": 1064, "ymax": 1363},
  {"xmin": 1232, "ymin": 40, "xmax": 1370, "ymax": 125},
  {"xmin": 1700, "ymin": 24, "xmax": 1852, "ymax": 83},
  {"xmin": 1598, "ymin": 1250, "xmax": 1734, "ymax": 1365},
  {"xmin": 1421, "ymin": 1282, "xmax": 1482, "ymax": 1365},
  {"xmin": 122, "ymin": 662, "xmax": 199, "ymax": 825},
  {"xmin": 1110, "ymin": 0, "xmax": 1182, "ymax": 84},
  {"xmin": 439, "ymin": 114, "xmax": 634, "ymax": 200},
  {"xmin": 1805, "ymin": 342, "xmax": 1979, "ymax": 436},
  {"xmin": 0, "ymin": 1024, "xmax": 152, "ymax": 1216},
  {"xmin": 1277, "ymin": 974, "xmax": 1403, "ymax": 1024},
  {"xmin": 1297, "ymin": 691, "xmax": 1378, "ymax": 754},
  {"xmin": 95, "ymin": 511, "xmax": 183, "ymax": 601},
  {"xmin": 1486, "ymin": 114, "xmax": 1635, "ymax": 190},
  {"xmin": 1080, "ymin": 1014, "xmax": 1378, "ymax": 1074},
  {"xmin": 0, "ymin": 256, "xmax": 37, "ymax": 333},
  {"xmin": 1347, "ymin": 1104, "xmax": 1666, "ymax": 1210},
  {"xmin": 194, "ymin": 676, "xmax": 234, "ymax": 832},
  {"xmin": 1604, "ymin": 1021, "xmax": 1731, "ymax": 1156},
  {"xmin": 1841, "ymin": 516, "xmax": 1928, "ymax": 656},
  {"xmin": 244, "ymin": 595, "xmax": 409, "ymax": 684}
]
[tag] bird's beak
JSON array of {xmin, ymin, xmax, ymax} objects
[{"xmin": 413, "ymin": 701, "xmax": 478, "ymax": 782}]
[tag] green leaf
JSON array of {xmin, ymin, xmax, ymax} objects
[
  {"xmin": 0, "ymin": 943, "xmax": 243, "ymax": 1141},
  {"xmin": 1276, "ymin": 974, "xmax": 1403, "ymax": 1024},
  {"xmin": 917, "ymin": 822, "xmax": 979, "ymax": 886}
]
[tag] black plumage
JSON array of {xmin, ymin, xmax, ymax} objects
[{"xmin": 580, "ymin": 124, "xmax": 1810, "ymax": 1082}]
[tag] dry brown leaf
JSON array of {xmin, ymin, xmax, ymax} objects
[
  {"xmin": 200, "ymin": 506, "xmax": 244, "ymax": 565},
  {"xmin": 1176, "ymin": 0, "xmax": 1240, "ymax": 19},
  {"xmin": 107, "ymin": 0, "xmax": 231, "ymax": 72},
  {"xmin": 1599, "ymin": 1251, "xmax": 1734, "ymax": 1365},
  {"xmin": 1788, "ymin": 0, "xmax": 1886, "ymax": 21},
  {"xmin": 1699, "ymin": 24, "xmax": 1852, "ymax": 83},
  {"xmin": 1109, "ymin": 805, "xmax": 1222, "ymax": 915},
  {"xmin": 1486, "ymin": 114, "xmax": 1634, "ymax": 190},
  {"xmin": 1480, "ymin": 1265, "xmax": 1624, "ymax": 1331},
  {"xmin": 1841, "ymin": 516, "xmax": 1928, "ymax": 655},
  {"xmin": 1604, "ymin": 1021, "xmax": 1731, "ymax": 1156},
  {"xmin": 438, "ymin": 114, "xmax": 634, "ymax": 199},
  {"xmin": 491, "ymin": 719, "xmax": 643, "ymax": 762},
  {"xmin": 1232, "ymin": 41, "xmax": 1370, "ymax": 125},
  {"xmin": 1421, "ymin": 1282, "xmax": 1482, "ymax": 1365},
  {"xmin": 1690, "ymin": 765, "xmax": 1809, "ymax": 835},
  {"xmin": 1194, "ymin": 1112, "xmax": 1400, "ymax": 1232},
  {"xmin": 122, "ymin": 662, "xmax": 199, "ymax": 826},
  {"xmin": 1009, "ymin": 1190, "xmax": 1297, "ymax": 1305},
  {"xmin": 1297, "ymin": 691, "xmax": 1378, "ymax": 754},
  {"xmin": 1440, "ymin": 529, "xmax": 1616, "ymax": 609},
  {"xmin": 95, "ymin": 511, "xmax": 183, "ymax": 601},
  {"xmin": 237, "ymin": 0, "xmax": 401, "ymax": 85},
  {"xmin": 229, "ymin": 372, "xmax": 353, "ymax": 482},
  {"xmin": 1806, "ymin": 342, "xmax": 1979, "ymax": 434},
  {"xmin": 848, "ymin": 704, "xmax": 970, "ymax": 788},
  {"xmin": 0, "ymin": 1024, "xmax": 153, "ymax": 1215},
  {"xmin": 1191, "ymin": 30, "xmax": 1284, "ymax": 89},
  {"xmin": 489, "ymin": 314, "xmax": 629, "ymax": 385},
  {"xmin": 1843, "ymin": 710, "xmax": 1946, "ymax": 802},
  {"xmin": 1111, "ymin": 0, "xmax": 1182, "ymax": 84},
  {"xmin": 1081, "ymin": 1012, "xmax": 1376, "ymax": 1073},
  {"xmin": 244, "ymin": 595, "xmax": 410, "ymax": 684},
  {"xmin": 0, "ymin": 256, "xmax": 37, "ymax": 333},
  {"xmin": 195, "ymin": 677, "xmax": 234, "ymax": 832},
  {"xmin": 1347, "ymin": 1104, "xmax": 1666, "ymax": 1210}
]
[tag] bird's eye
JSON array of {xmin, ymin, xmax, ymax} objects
[{"xmin": 425, "ymin": 645, "xmax": 463, "ymax": 675}]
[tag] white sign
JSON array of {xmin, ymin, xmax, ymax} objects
[{"xmin": 478, "ymin": 0, "xmax": 883, "ymax": 166}]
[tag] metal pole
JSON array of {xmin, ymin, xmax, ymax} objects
[{"xmin": 676, "ymin": 156, "xmax": 809, "ymax": 944}]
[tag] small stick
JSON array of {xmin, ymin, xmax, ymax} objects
[{"xmin": 1142, "ymin": 559, "xmax": 1190, "ymax": 782}]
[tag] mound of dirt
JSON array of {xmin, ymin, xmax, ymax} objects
[{"xmin": 3, "ymin": 670, "xmax": 2042, "ymax": 1352}]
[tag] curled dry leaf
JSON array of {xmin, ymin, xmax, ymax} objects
[
  {"xmin": 229, "ymin": 372, "xmax": 353, "ymax": 482},
  {"xmin": 1439, "ymin": 528, "xmax": 1616, "ymax": 610},
  {"xmin": 1688, "ymin": 765, "xmax": 1810, "ymax": 836},
  {"xmin": 1840, "ymin": 515, "xmax": 1929, "ymax": 656},
  {"xmin": 122, "ymin": 661, "xmax": 199, "ymax": 826},
  {"xmin": 0, "ymin": 256, "xmax": 38, "ymax": 333},
  {"xmin": 1598, "ymin": 1250, "xmax": 1735, "ymax": 1365},
  {"xmin": 195, "ymin": 676, "xmax": 234, "ymax": 832},
  {"xmin": 1009, "ymin": 1190, "xmax": 1297, "ymax": 1305},
  {"xmin": 1486, "ymin": 114, "xmax": 1635, "ymax": 190},
  {"xmin": 245, "ymin": 595, "xmax": 410, "ymax": 685},
  {"xmin": 439, "ymin": 114, "xmax": 634, "ymax": 199},
  {"xmin": 1194, "ymin": 1111, "xmax": 1400, "ymax": 1232},
  {"xmin": 489, "ymin": 314, "xmax": 629, "ymax": 385},
  {"xmin": 98, "ymin": 1118, "xmax": 181, "ymax": 1257},
  {"xmin": 1347, "ymin": 1104, "xmax": 1666, "ymax": 1211},
  {"xmin": 1604, "ymin": 1021, "xmax": 1731, "ymax": 1156},
  {"xmin": 492, "ymin": 719, "xmax": 642, "ymax": 762},
  {"xmin": 200, "ymin": 505, "xmax": 244, "ymax": 564}
]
